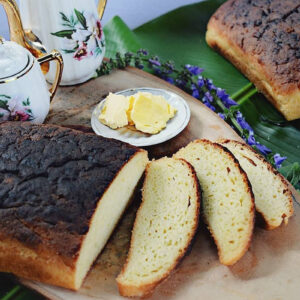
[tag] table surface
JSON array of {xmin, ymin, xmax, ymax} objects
[
  {"xmin": 0, "ymin": 1, "xmax": 201, "ymax": 299},
  {"xmin": 0, "ymin": 0, "xmax": 201, "ymax": 39}
]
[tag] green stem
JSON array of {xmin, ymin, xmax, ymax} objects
[
  {"xmin": 237, "ymin": 87, "xmax": 258, "ymax": 105},
  {"xmin": 214, "ymin": 97, "xmax": 244, "ymax": 136},
  {"xmin": 230, "ymin": 82, "xmax": 253, "ymax": 100},
  {"xmin": 1, "ymin": 286, "xmax": 21, "ymax": 300}
]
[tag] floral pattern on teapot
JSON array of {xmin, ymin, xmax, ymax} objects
[
  {"xmin": 0, "ymin": 94, "xmax": 34, "ymax": 121},
  {"xmin": 51, "ymin": 9, "xmax": 105, "ymax": 61}
]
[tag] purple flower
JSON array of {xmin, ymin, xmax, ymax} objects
[
  {"xmin": 175, "ymin": 79, "xmax": 186, "ymax": 89},
  {"xmin": 197, "ymin": 76, "xmax": 204, "ymax": 88},
  {"xmin": 218, "ymin": 113, "xmax": 225, "ymax": 120},
  {"xmin": 191, "ymin": 84, "xmax": 200, "ymax": 98},
  {"xmin": 205, "ymin": 79, "xmax": 216, "ymax": 91},
  {"xmin": 256, "ymin": 143, "xmax": 272, "ymax": 156},
  {"xmin": 138, "ymin": 49, "xmax": 148, "ymax": 56},
  {"xmin": 202, "ymin": 96, "xmax": 216, "ymax": 111},
  {"xmin": 236, "ymin": 111, "xmax": 253, "ymax": 132},
  {"xmin": 204, "ymin": 91, "xmax": 213, "ymax": 102},
  {"xmin": 247, "ymin": 132, "xmax": 256, "ymax": 145},
  {"xmin": 154, "ymin": 68, "xmax": 162, "ymax": 75},
  {"xmin": 185, "ymin": 64, "xmax": 204, "ymax": 76},
  {"xmin": 164, "ymin": 62, "xmax": 175, "ymax": 73},
  {"xmin": 161, "ymin": 75, "xmax": 174, "ymax": 84},
  {"xmin": 149, "ymin": 57, "xmax": 161, "ymax": 67},
  {"xmin": 273, "ymin": 153, "xmax": 287, "ymax": 169},
  {"xmin": 216, "ymin": 88, "xmax": 237, "ymax": 108}
]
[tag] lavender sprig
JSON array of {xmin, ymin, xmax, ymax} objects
[{"xmin": 97, "ymin": 49, "xmax": 287, "ymax": 170}]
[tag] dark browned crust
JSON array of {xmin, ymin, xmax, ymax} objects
[
  {"xmin": 0, "ymin": 122, "xmax": 144, "ymax": 288},
  {"xmin": 116, "ymin": 158, "xmax": 201, "ymax": 298},
  {"xmin": 219, "ymin": 139, "xmax": 294, "ymax": 230},
  {"xmin": 206, "ymin": 0, "xmax": 300, "ymax": 120},
  {"xmin": 193, "ymin": 139, "xmax": 255, "ymax": 265},
  {"xmin": 208, "ymin": 0, "xmax": 300, "ymax": 94}
]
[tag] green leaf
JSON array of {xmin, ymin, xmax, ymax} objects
[
  {"xmin": 62, "ymin": 49, "xmax": 76, "ymax": 54},
  {"xmin": 62, "ymin": 23, "xmax": 74, "ymax": 28},
  {"xmin": 0, "ymin": 100, "xmax": 8, "ymax": 110},
  {"xmin": 103, "ymin": 16, "xmax": 142, "ymax": 58},
  {"xmin": 51, "ymin": 30, "xmax": 75, "ymax": 38},
  {"xmin": 280, "ymin": 163, "xmax": 300, "ymax": 192},
  {"xmin": 94, "ymin": 47, "xmax": 102, "ymax": 56},
  {"xmin": 74, "ymin": 9, "xmax": 87, "ymax": 29},
  {"xmin": 0, "ymin": 95, "xmax": 10, "ymax": 99},
  {"xmin": 59, "ymin": 12, "xmax": 70, "ymax": 23},
  {"xmin": 134, "ymin": 0, "xmax": 247, "ymax": 95},
  {"xmin": 239, "ymin": 94, "xmax": 300, "ymax": 166}
]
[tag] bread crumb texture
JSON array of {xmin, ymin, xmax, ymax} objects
[
  {"xmin": 175, "ymin": 139, "xmax": 254, "ymax": 265},
  {"xmin": 219, "ymin": 140, "xmax": 293, "ymax": 230},
  {"xmin": 117, "ymin": 157, "xmax": 200, "ymax": 297}
]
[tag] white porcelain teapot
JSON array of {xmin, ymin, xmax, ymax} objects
[
  {"xmin": 0, "ymin": 38, "xmax": 63, "ymax": 123},
  {"xmin": 1, "ymin": 0, "xmax": 107, "ymax": 86}
]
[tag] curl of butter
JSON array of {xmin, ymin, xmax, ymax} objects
[{"xmin": 99, "ymin": 92, "xmax": 176, "ymax": 134}]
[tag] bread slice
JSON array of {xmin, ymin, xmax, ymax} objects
[
  {"xmin": 206, "ymin": 0, "xmax": 300, "ymax": 120},
  {"xmin": 116, "ymin": 157, "xmax": 201, "ymax": 297},
  {"xmin": 219, "ymin": 140, "xmax": 294, "ymax": 230},
  {"xmin": 174, "ymin": 139, "xmax": 255, "ymax": 265},
  {"xmin": 0, "ymin": 122, "xmax": 149, "ymax": 290}
]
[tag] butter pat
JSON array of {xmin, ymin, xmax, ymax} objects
[
  {"xmin": 99, "ymin": 91, "xmax": 177, "ymax": 134},
  {"xmin": 99, "ymin": 93, "xmax": 130, "ymax": 129},
  {"xmin": 130, "ymin": 92, "xmax": 176, "ymax": 134}
]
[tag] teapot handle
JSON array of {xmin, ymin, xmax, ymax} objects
[
  {"xmin": 37, "ymin": 50, "xmax": 64, "ymax": 102},
  {"xmin": 97, "ymin": 0, "xmax": 107, "ymax": 20}
]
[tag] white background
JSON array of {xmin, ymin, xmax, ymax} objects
[{"xmin": 0, "ymin": 0, "xmax": 200, "ymax": 40}]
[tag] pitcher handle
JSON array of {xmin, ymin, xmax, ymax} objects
[
  {"xmin": 37, "ymin": 50, "xmax": 64, "ymax": 102},
  {"xmin": 97, "ymin": 0, "xmax": 107, "ymax": 19}
]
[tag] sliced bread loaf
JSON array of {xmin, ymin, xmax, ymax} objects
[
  {"xmin": 174, "ymin": 139, "xmax": 255, "ymax": 265},
  {"xmin": 0, "ymin": 122, "xmax": 149, "ymax": 290},
  {"xmin": 219, "ymin": 140, "xmax": 294, "ymax": 230},
  {"xmin": 116, "ymin": 157, "xmax": 201, "ymax": 297}
]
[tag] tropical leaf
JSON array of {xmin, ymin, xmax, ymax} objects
[
  {"xmin": 51, "ymin": 30, "xmax": 75, "ymax": 39},
  {"xmin": 103, "ymin": 0, "xmax": 300, "ymax": 181},
  {"xmin": 280, "ymin": 163, "xmax": 300, "ymax": 192},
  {"xmin": 103, "ymin": 16, "xmax": 142, "ymax": 58},
  {"xmin": 74, "ymin": 9, "xmax": 87, "ymax": 29}
]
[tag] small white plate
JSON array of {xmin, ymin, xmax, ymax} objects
[{"xmin": 91, "ymin": 87, "xmax": 191, "ymax": 147}]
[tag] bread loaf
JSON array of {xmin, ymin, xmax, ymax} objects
[
  {"xmin": 219, "ymin": 140, "xmax": 293, "ymax": 230},
  {"xmin": 0, "ymin": 122, "xmax": 148, "ymax": 290},
  {"xmin": 206, "ymin": 0, "xmax": 300, "ymax": 120},
  {"xmin": 174, "ymin": 139, "xmax": 255, "ymax": 265},
  {"xmin": 117, "ymin": 157, "xmax": 200, "ymax": 297}
]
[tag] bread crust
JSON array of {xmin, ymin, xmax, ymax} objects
[
  {"xmin": 219, "ymin": 139, "xmax": 294, "ymax": 230},
  {"xmin": 116, "ymin": 158, "xmax": 201, "ymax": 298},
  {"xmin": 0, "ymin": 238, "xmax": 77, "ymax": 290},
  {"xmin": 0, "ymin": 122, "xmax": 146, "ymax": 290},
  {"xmin": 206, "ymin": 0, "xmax": 300, "ymax": 120}
]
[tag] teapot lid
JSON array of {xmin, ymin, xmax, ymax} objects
[{"xmin": 0, "ymin": 39, "xmax": 32, "ymax": 80}]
